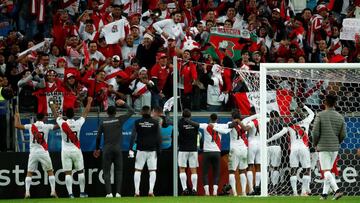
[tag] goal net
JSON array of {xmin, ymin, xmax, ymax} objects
[{"xmin": 244, "ymin": 63, "xmax": 360, "ymax": 196}]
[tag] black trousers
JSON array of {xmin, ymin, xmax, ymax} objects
[
  {"xmin": 202, "ymin": 152, "xmax": 221, "ymax": 185},
  {"xmin": 102, "ymin": 147, "xmax": 123, "ymax": 194}
]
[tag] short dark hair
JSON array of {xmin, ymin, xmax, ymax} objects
[
  {"xmin": 325, "ymin": 93, "xmax": 337, "ymax": 107},
  {"xmin": 141, "ymin": 105, "xmax": 151, "ymax": 115},
  {"xmin": 231, "ymin": 109, "xmax": 241, "ymax": 119},
  {"xmin": 182, "ymin": 108, "xmax": 191, "ymax": 118},
  {"xmin": 107, "ymin": 106, "xmax": 116, "ymax": 116},
  {"xmin": 36, "ymin": 113, "xmax": 45, "ymax": 121},
  {"xmin": 210, "ymin": 113, "xmax": 218, "ymax": 122},
  {"xmin": 250, "ymin": 106, "xmax": 256, "ymax": 114},
  {"xmin": 65, "ymin": 108, "xmax": 75, "ymax": 119}
]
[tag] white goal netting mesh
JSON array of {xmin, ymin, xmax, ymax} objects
[{"xmin": 239, "ymin": 67, "xmax": 360, "ymax": 196}]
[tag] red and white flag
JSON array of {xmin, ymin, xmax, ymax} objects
[{"xmin": 233, "ymin": 89, "xmax": 293, "ymax": 116}]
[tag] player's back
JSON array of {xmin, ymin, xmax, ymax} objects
[
  {"xmin": 178, "ymin": 118, "xmax": 199, "ymax": 151},
  {"xmin": 25, "ymin": 121, "xmax": 54, "ymax": 154},
  {"xmin": 57, "ymin": 117, "xmax": 85, "ymax": 151},
  {"xmin": 228, "ymin": 122, "xmax": 247, "ymax": 149},
  {"xmin": 134, "ymin": 117, "xmax": 160, "ymax": 151},
  {"xmin": 247, "ymin": 119, "xmax": 259, "ymax": 143}
]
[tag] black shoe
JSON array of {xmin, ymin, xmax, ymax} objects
[
  {"xmin": 332, "ymin": 191, "xmax": 343, "ymax": 200},
  {"xmin": 182, "ymin": 188, "xmax": 190, "ymax": 196},
  {"xmin": 254, "ymin": 186, "xmax": 261, "ymax": 195},
  {"xmin": 191, "ymin": 189, "xmax": 197, "ymax": 196},
  {"xmin": 248, "ymin": 191, "xmax": 256, "ymax": 196},
  {"xmin": 320, "ymin": 194, "xmax": 328, "ymax": 200}
]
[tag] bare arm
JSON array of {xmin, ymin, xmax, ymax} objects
[
  {"xmin": 14, "ymin": 112, "xmax": 25, "ymax": 130},
  {"xmin": 81, "ymin": 97, "xmax": 93, "ymax": 118}
]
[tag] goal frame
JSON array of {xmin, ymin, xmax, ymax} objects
[{"xmin": 259, "ymin": 63, "xmax": 360, "ymax": 196}]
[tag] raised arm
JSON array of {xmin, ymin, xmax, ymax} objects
[
  {"xmin": 242, "ymin": 114, "xmax": 259, "ymax": 124},
  {"xmin": 14, "ymin": 112, "xmax": 25, "ymax": 130},
  {"xmin": 302, "ymin": 105, "xmax": 315, "ymax": 124},
  {"xmin": 213, "ymin": 123, "xmax": 232, "ymax": 134},
  {"xmin": 116, "ymin": 99, "xmax": 135, "ymax": 121},
  {"xmin": 267, "ymin": 127, "xmax": 288, "ymax": 143},
  {"xmin": 81, "ymin": 97, "xmax": 93, "ymax": 118}
]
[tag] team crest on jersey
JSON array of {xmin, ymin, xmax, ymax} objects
[
  {"xmin": 219, "ymin": 40, "xmax": 235, "ymax": 58},
  {"xmin": 112, "ymin": 25, "xmax": 118, "ymax": 33}
]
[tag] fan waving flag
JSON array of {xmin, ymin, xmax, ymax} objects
[
  {"xmin": 233, "ymin": 89, "xmax": 293, "ymax": 116},
  {"xmin": 204, "ymin": 28, "xmax": 257, "ymax": 62}
]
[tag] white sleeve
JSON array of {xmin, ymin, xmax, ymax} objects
[
  {"xmin": 152, "ymin": 19, "xmax": 170, "ymax": 34},
  {"xmin": 267, "ymin": 127, "xmax": 288, "ymax": 143},
  {"xmin": 213, "ymin": 123, "xmax": 232, "ymax": 134},
  {"xmin": 24, "ymin": 124, "xmax": 31, "ymax": 130},
  {"xmin": 56, "ymin": 117, "xmax": 64, "ymax": 126},
  {"xmin": 302, "ymin": 105, "xmax": 315, "ymax": 125},
  {"xmin": 78, "ymin": 22, "xmax": 85, "ymax": 35},
  {"xmin": 242, "ymin": 114, "xmax": 259, "ymax": 125},
  {"xmin": 199, "ymin": 123, "xmax": 208, "ymax": 130}
]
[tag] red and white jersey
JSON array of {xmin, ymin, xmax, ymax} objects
[
  {"xmin": 24, "ymin": 121, "xmax": 55, "ymax": 154},
  {"xmin": 227, "ymin": 122, "xmax": 248, "ymax": 148},
  {"xmin": 104, "ymin": 66, "xmax": 122, "ymax": 90},
  {"xmin": 199, "ymin": 123, "xmax": 231, "ymax": 152},
  {"xmin": 288, "ymin": 105, "xmax": 315, "ymax": 147},
  {"xmin": 129, "ymin": 79, "xmax": 149, "ymax": 98},
  {"xmin": 56, "ymin": 117, "xmax": 85, "ymax": 151},
  {"xmin": 267, "ymin": 105, "xmax": 315, "ymax": 147},
  {"xmin": 243, "ymin": 114, "xmax": 259, "ymax": 143},
  {"xmin": 308, "ymin": 14, "xmax": 323, "ymax": 49}
]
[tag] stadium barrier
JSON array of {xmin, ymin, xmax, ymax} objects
[{"xmin": 1, "ymin": 114, "xmax": 358, "ymax": 198}]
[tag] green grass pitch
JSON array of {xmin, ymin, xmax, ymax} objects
[{"xmin": 0, "ymin": 196, "xmax": 359, "ymax": 203}]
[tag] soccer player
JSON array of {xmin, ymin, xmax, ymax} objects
[
  {"xmin": 50, "ymin": 96, "xmax": 93, "ymax": 198},
  {"xmin": 93, "ymin": 99, "xmax": 135, "ymax": 198},
  {"xmin": 312, "ymin": 94, "xmax": 346, "ymax": 200},
  {"xmin": 267, "ymin": 104, "xmax": 314, "ymax": 196},
  {"xmin": 14, "ymin": 112, "xmax": 58, "ymax": 198},
  {"xmin": 243, "ymin": 108, "xmax": 260, "ymax": 195},
  {"xmin": 267, "ymin": 111, "xmax": 284, "ymax": 192},
  {"xmin": 199, "ymin": 113, "xmax": 233, "ymax": 196},
  {"xmin": 178, "ymin": 109, "xmax": 199, "ymax": 195},
  {"xmin": 225, "ymin": 110, "xmax": 250, "ymax": 196},
  {"xmin": 129, "ymin": 106, "xmax": 162, "ymax": 197}
]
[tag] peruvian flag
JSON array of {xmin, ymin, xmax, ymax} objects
[{"xmin": 233, "ymin": 89, "xmax": 293, "ymax": 116}]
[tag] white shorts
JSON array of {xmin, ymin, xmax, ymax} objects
[
  {"xmin": 319, "ymin": 151, "xmax": 338, "ymax": 171},
  {"xmin": 248, "ymin": 141, "xmax": 260, "ymax": 164},
  {"xmin": 228, "ymin": 147, "xmax": 248, "ymax": 170},
  {"xmin": 178, "ymin": 151, "xmax": 198, "ymax": 168},
  {"xmin": 267, "ymin": 145, "xmax": 281, "ymax": 167},
  {"xmin": 135, "ymin": 150, "xmax": 157, "ymax": 170},
  {"xmin": 61, "ymin": 149, "xmax": 84, "ymax": 171},
  {"xmin": 290, "ymin": 144, "xmax": 310, "ymax": 168},
  {"xmin": 27, "ymin": 152, "xmax": 53, "ymax": 172}
]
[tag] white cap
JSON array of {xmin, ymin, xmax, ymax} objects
[
  {"xmin": 143, "ymin": 33, "xmax": 154, "ymax": 41},
  {"xmin": 139, "ymin": 67, "xmax": 147, "ymax": 72}
]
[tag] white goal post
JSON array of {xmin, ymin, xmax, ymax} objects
[{"xmin": 259, "ymin": 63, "xmax": 360, "ymax": 197}]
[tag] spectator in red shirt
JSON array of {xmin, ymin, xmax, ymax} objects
[
  {"xmin": 150, "ymin": 52, "xmax": 172, "ymax": 108},
  {"xmin": 179, "ymin": 50, "xmax": 197, "ymax": 110},
  {"xmin": 81, "ymin": 69, "xmax": 109, "ymax": 110}
]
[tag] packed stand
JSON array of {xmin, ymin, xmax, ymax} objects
[{"xmin": 0, "ymin": 0, "xmax": 359, "ymax": 114}]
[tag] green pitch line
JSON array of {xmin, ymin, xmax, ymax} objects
[{"xmin": 1, "ymin": 196, "xmax": 359, "ymax": 203}]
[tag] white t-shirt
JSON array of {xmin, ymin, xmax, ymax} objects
[
  {"xmin": 56, "ymin": 117, "xmax": 85, "ymax": 151},
  {"xmin": 199, "ymin": 123, "xmax": 231, "ymax": 152},
  {"xmin": 101, "ymin": 19, "xmax": 128, "ymax": 44},
  {"xmin": 24, "ymin": 121, "xmax": 55, "ymax": 154},
  {"xmin": 153, "ymin": 19, "xmax": 185, "ymax": 46}
]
